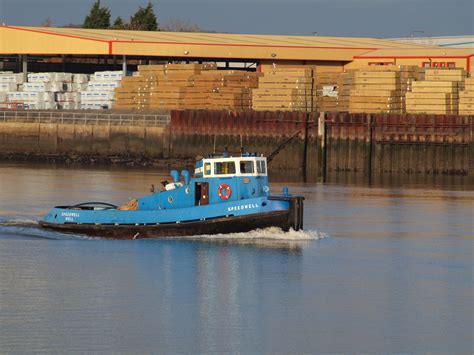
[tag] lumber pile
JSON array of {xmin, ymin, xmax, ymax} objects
[
  {"xmin": 459, "ymin": 77, "xmax": 474, "ymax": 115},
  {"xmin": 148, "ymin": 64, "xmax": 207, "ymax": 110},
  {"xmin": 405, "ymin": 68, "xmax": 466, "ymax": 115},
  {"xmin": 349, "ymin": 66, "xmax": 423, "ymax": 114},
  {"xmin": 114, "ymin": 63, "xmax": 257, "ymax": 111},
  {"xmin": 252, "ymin": 68, "xmax": 316, "ymax": 111},
  {"xmin": 314, "ymin": 71, "xmax": 353, "ymax": 112}
]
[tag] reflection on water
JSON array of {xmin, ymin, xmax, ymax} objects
[{"xmin": 0, "ymin": 162, "xmax": 472, "ymax": 353}]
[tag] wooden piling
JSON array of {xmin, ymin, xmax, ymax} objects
[
  {"xmin": 366, "ymin": 114, "xmax": 373, "ymax": 180},
  {"xmin": 317, "ymin": 112, "xmax": 327, "ymax": 182}
]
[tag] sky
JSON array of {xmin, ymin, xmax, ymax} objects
[{"xmin": 0, "ymin": 0, "xmax": 472, "ymax": 38}]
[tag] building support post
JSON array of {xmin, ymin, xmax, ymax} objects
[
  {"xmin": 122, "ymin": 55, "xmax": 127, "ymax": 76},
  {"xmin": 21, "ymin": 55, "xmax": 28, "ymax": 83}
]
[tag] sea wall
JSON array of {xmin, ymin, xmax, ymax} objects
[
  {"xmin": 0, "ymin": 111, "xmax": 170, "ymax": 159},
  {"xmin": 0, "ymin": 110, "xmax": 472, "ymax": 177},
  {"xmin": 170, "ymin": 111, "xmax": 473, "ymax": 177}
]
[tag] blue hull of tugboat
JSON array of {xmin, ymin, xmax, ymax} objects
[{"xmin": 39, "ymin": 196, "xmax": 304, "ymax": 239}]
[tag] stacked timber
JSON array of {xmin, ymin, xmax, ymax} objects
[
  {"xmin": 252, "ymin": 68, "xmax": 316, "ymax": 111},
  {"xmin": 115, "ymin": 63, "xmax": 257, "ymax": 111},
  {"xmin": 314, "ymin": 71, "xmax": 353, "ymax": 112},
  {"xmin": 458, "ymin": 77, "xmax": 474, "ymax": 115},
  {"xmin": 189, "ymin": 70, "xmax": 257, "ymax": 111},
  {"xmin": 113, "ymin": 65, "xmax": 163, "ymax": 110},
  {"xmin": 349, "ymin": 66, "xmax": 422, "ymax": 114},
  {"xmin": 149, "ymin": 64, "xmax": 203, "ymax": 110},
  {"xmin": 114, "ymin": 75, "xmax": 149, "ymax": 110},
  {"xmin": 405, "ymin": 68, "xmax": 466, "ymax": 115}
]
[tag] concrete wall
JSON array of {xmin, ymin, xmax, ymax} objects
[{"xmin": 0, "ymin": 122, "xmax": 167, "ymax": 158}]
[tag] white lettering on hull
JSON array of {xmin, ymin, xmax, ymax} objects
[
  {"xmin": 227, "ymin": 203, "xmax": 259, "ymax": 212},
  {"xmin": 61, "ymin": 212, "xmax": 80, "ymax": 217}
]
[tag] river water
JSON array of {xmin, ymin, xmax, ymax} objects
[{"xmin": 0, "ymin": 163, "xmax": 472, "ymax": 353}]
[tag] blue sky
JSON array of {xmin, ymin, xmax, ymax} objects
[{"xmin": 0, "ymin": 0, "xmax": 472, "ymax": 37}]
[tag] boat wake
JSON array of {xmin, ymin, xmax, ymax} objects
[
  {"xmin": 175, "ymin": 227, "xmax": 328, "ymax": 250},
  {"xmin": 185, "ymin": 226, "xmax": 326, "ymax": 241},
  {"xmin": 0, "ymin": 217, "xmax": 40, "ymax": 227},
  {"xmin": 0, "ymin": 217, "xmax": 77, "ymax": 240}
]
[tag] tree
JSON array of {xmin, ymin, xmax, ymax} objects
[
  {"xmin": 83, "ymin": 0, "xmax": 111, "ymax": 29},
  {"xmin": 41, "ymin": 17, "xmax": 53, "ymax": 27},
  {"xmin": 62, "ymin": 23, "xmax": 82, "ymax": 28},
  {"xmin": 113, "ymin": 16, "xmax": 127, "ymax": 30},
  {"xmin": 129, "ymin": 1, "xmax": 158, "ymax": 31},
  {"xmin": 160, "ymin": 18, "xmax": 204, "ymax": 32}
]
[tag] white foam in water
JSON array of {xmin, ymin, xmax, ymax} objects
[
  {"xmin": 173, "ymin": 227, "xmax": 328, "ymax": 249},
  {"xmin": 0, "ymin": 217, "xmax": 39, "ymax": 227},
  {"xmin": 182, "ymin": 227, "xmax": 328, "ymax": 241}
]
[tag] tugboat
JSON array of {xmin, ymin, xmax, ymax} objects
[{"xmin": 39, "ymin": 152, "xmax": 304, "ymax": 239}]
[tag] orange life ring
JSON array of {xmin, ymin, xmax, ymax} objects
[{"xmin": 218, "ymin": 183, "xmax": 232, "ymax": 200}]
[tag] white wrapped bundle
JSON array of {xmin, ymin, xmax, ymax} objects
[
  {"xmin": 58, "ymin": 73, "xmax": 73, "ymax": 82},
  {"xmin": 55, "ymin": 93, "xmax": 65, "ymax": 102},
  {"xmin": 72, "ymin": 83, "xmax": 88, "ymax": 91},
  {"xmin": 0, "ymin": 73, "xmax": 24, "ymax": 84},
  {"xmin": 24, "ymin": 82, "xmax": 64, "ymax": 92},
  {"xmin": 93, "ymin": 70, "xmax": 123, "ymax": 81},
  {"xmin": 24, "ymin": 92, "xmax": 41, "ymax": 102},
  {"xmin": 81, "ymin": 91, "xmax": 115, "ymax": 101},
  {"xmin": 56, "ymin": 92, "xmax": 80, "ymax": 102},
  {"xmin": 23, "ymin": 82, "xmax": 52, "ymax": 92},
  {"xmin": 33, "ymin": 92, "xmax": 53, "ymax": 102},
  {"xmin": 50, "ymin": 82, "xmax": 65, "ymax": 92},
  {"xmin": 45, "ymin": 102, "xmax": 58, "ymax": 109},
  {"xmin": 26, "ymin": 102, "xmax": 58, "ymax": 110},
  {"xmin": 65, "ymin": 82, "xmax": 88, "ymax": 91},
  {"xmin": 80, "ymin": 100, "xmax": 113, "ymax": 109},
  {"xmin": 0, "ymin": 82, "xmax": 18, "ymax": 92},
  {"xmin": 8, "ymin": 91, "xmax": 54, "ymax": 103},
  {"xmin": 27, "ymin": 72, "xmax": 55, "ymax": 82},
  {"xmin": 7, "ymin": 91, "xmax": 23, "ymax": 101},
  {"xmin": 69, "ymin": 92, "xmax": 81, "ymax": 102},
  {"xmin": 27, "ymin": 72, "xmax": 72, "ymax": 83},
  {"xmin": 58, "ymin": 102, "xmax": 80, "ymax": 110},
  {"xmin": 87, "ymin": 81, "xmax": 120, "ymax": 91},
  {"xmin": 40, "ymin": 92, "xmax": 55, "ymax": 102},
  {"xmin": 73, "ymin": 74, "xmax": 89, "ymax": 83}
]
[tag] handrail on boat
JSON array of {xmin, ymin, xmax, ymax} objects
[{"xmin": 68, "ymin": 202, "xmax": 118, "ymax": 210}]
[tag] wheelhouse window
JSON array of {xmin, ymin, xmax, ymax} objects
[
  {"xmin": 257, "ymin": 160, "xmax": 266, "ymax": 174},
  {"xmin": 240, "ymin": 160, "xmax": 255, "ymax": 174},
  {"xmin": 214, "ymin": 161, "xmax": 236, "ymax": 175},
  {"xmin": 204, "ymin": 163, "xmax": 211, "ymax": 176}
]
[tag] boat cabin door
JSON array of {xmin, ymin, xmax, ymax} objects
[{"xmin": 195, "ymin": 182, "xmax": 209, "ymax": 206}]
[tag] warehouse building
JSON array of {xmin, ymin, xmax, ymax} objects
[
  {"xmin": 1, "ymin": 25, "xmax": 473, "ymax": 74},
  {"xmin": 1, "ymin": 26, "xmax": 473, "ymax": 114},
  {"xmin": 390, "ymin": 35, "xmax": 474, "ymax": 48}
]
